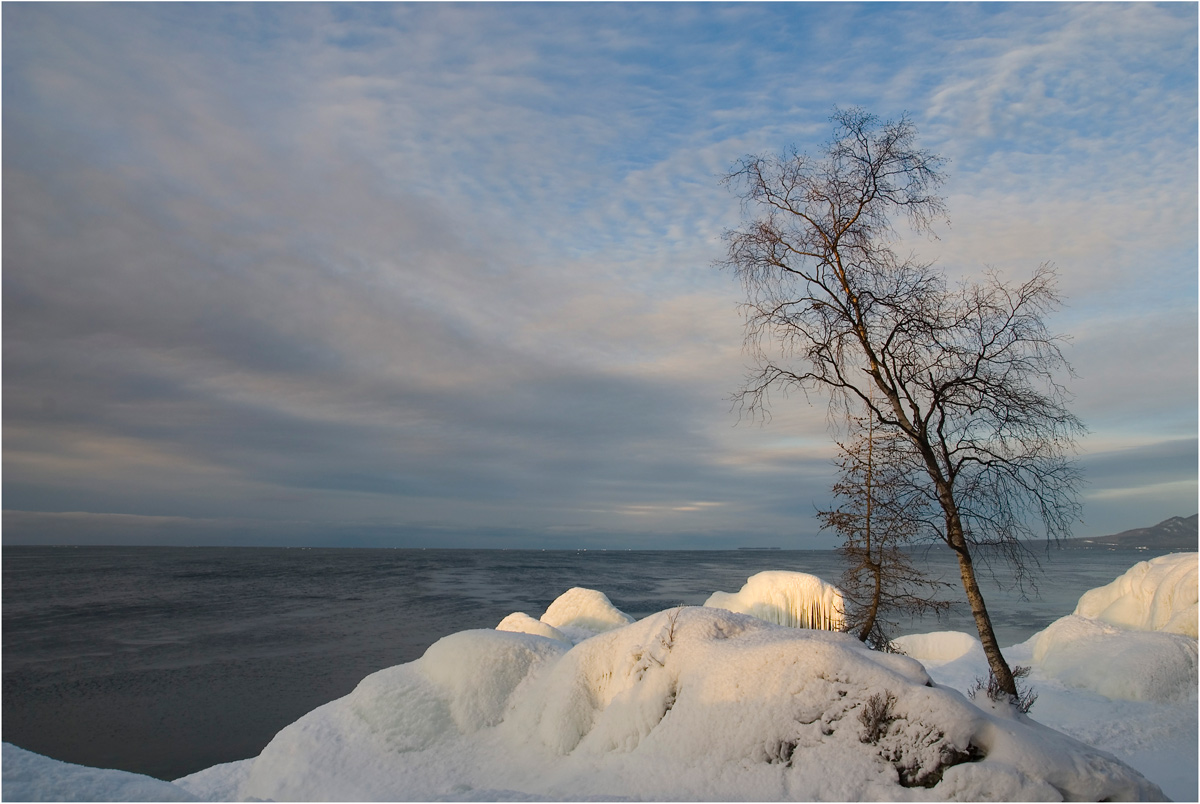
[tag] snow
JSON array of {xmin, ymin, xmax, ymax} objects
[
  {"xmin": 1072, "ymin": 553, "xmax": 1197, "ymax": 637},
  {"xmin": 1, "ymin": 743, "xmax": 197, "ymax": 802},
  {"xmin": 893, "ymin": 631, "xmax": 985, "ymax": 665},
  {"xmin": 1023, "ymin": 553, "xmax": 1199, "ymax": 704},
  {"xmin": 1031, "ymin": 615, "xmax": 1197, "ymax": 702},
  {"xmin": 888, "ymin": 555, "xmax": 1199, "ymax": 801},
  {"xmin": 171, "ymin": 606, "xmax": 1161, "ymax": 802},
  {"xmin": 704, "ymin": 570, "xmax": 845, "ymax": 630},
  {"xmin": 536, "ymin": 586, "xmax": 634, "ymax": 642},
  {"xmin": 496, "ymin": 611, "xmax": 571, "ymax": 643},
  {"xmin": 7, "ymin": 557, "xmax": 1197, "ymax": 802},
  {"xmin": 901, "ymin": 632, "xmax": 1197, "ymax": 802}
]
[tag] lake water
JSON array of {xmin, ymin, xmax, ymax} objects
[{"xmin": 1, "ymin": 544, "xmax": 1182, "ymax": 781}]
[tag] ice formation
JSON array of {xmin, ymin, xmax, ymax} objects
[
  {"xmin": 895, "ymin": 555, "xmax": 1200, "ymax": 705},
  {"xmin": 165, "ymin": 605, "xmax": 1162, "ymax": 802},
  {"xmin": 496, "ymin": 611, "xmax": 570, "ymax": 643},
  {"xmin": 1031, "ymin": 615, "xmax": 1198, "ymax": 702},
  {"xmin": 1027, "ymin": 553, "xmax": 1199, "ymax": 702},
  {"xmin": 536, "ymin": 586, "xmax": 634, "ymax": 642},
  {"xmin": 9, "ymin": 565, "xmax": 1194, "ymax": 802},
  {"xmin": 704, "ymin": 570, "xmax": 845, "ymax": 630},
  {"xmin": 1072, "ymin": 553, "xmax": 1197, "ymax": 637}
]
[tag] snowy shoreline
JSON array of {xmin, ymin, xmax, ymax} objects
[{"xmin": 4, "ymin": 553, "xmax": 1196, "ymax": 802}]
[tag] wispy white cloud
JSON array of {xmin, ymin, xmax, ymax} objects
[{"xmin": 3, "ymin": 3, "xmax": 1194, "ymax": 546}]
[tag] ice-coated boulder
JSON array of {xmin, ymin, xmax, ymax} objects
[
  {"xmin": 415, "ymin": 628, "xmax": 571, "ymax": 732},
  {"xmin": 496, "ymin": 611, "xmax": 571, "ymax": 643},
  {"xmin": 1022, "ymin": 553, "xmax": 1199, "ymax": 702},
  {"xmin": 1072, "ymin": 553, "xmax": 1197, "ymax": 637},
  {"xmin": 538, "ymin": 586, "xmax": 634, "ymax": 640},
  {"xmin": 177, "ymin": 606, "xmax": 1164, "ymax": 802},
  {"xmin": 704, "ymin": 570, "xmax": 845, "ymax": 630},
  {"xmin": 1031, "ymin": 615, "xmax": 1198, "ymax": 702}
]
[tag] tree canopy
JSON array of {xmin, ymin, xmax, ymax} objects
[{"xmin": 721, "ymin": 108, "xmax": 1084, "ymax": 697}]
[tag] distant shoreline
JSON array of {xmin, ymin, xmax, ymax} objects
[{"xmin": 1, "ymin": 514, "xmax": 1195, "ymax": 552}]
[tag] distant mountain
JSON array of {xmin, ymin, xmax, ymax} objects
[{"xmin": 1067, "ymin": 515, "xmax": 1198, "ymax": 549}]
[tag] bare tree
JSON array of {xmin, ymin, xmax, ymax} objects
[
  {"xmin": 819, "ymin": 415, "xmax": 951, "ymax": 648},
  {"xmin": 720, "ymin": 108, "xmax": 1084, "ymax": 697}
]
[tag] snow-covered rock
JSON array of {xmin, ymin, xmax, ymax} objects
[
  {"xmin": 175, "ymin": 606, "xmax": 1164, "ymax": 802},
  {"xmin": 1072, "ymin": 553, "xmax": 1197, "ymax": 637},
  {"xmin": 1031, "ymin": 615, "xmax": 1198, "ymax": 702},
  {"xmin": 537, "ymin": 586, "xmax": 634, "ymax": 642},
  {"xmin": 704, "ymin": 570, "xmax": 845, "ymax": 630},
  {"xmin": 2, "ymin": 743, "xmax": 196, "ymax": 802},
  {"xmin": 417, "ymin": 628, "xmax": 571, "ymax": 732},
  {"xmin": 14, "ymin": 557, "xmax": 1195, "ymax": 802},
  {"xmin": 896, "ymin": 558, "xmax": 1199, "ymax": 801},
  {"xmin": 1023, "ymin": 553, "xmax": 1199, "ymax": 703},
  {"xmin": 496, "ymin": 611, "xmax": 571, "ymax": 643}
]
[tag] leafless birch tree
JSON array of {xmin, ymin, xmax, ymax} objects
[{"xmin": 720, "ymin": 108, "xmax": 1084, "ymax": 698}]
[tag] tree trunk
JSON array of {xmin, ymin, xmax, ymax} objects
[
  {"xmin": 857, "ymin": 561, "xmax": 882, "ymax": 642},
  {"xmin": 946, "ymin": 518, "xmax": 1016, "ymax": 697},
  {"xmin": 858, "ymin": 414, "xmax": 879, "ymax": 642},
  {"xmin": 920, "ymin": 449, "xmax": 1017, "ymax": 698}
]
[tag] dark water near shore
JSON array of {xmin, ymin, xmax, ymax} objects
[{"xmin": 2, "ymin": 544, "xmax": 1183, "ymax": 781}]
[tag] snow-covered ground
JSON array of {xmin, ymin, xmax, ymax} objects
[
  {"xmin": 894, "ymin": 552, "xmax": 1198, "ymax": 802},
  {"xmin": 4, "ymin": 554, "xmax": 1195, "ymax": 802}
]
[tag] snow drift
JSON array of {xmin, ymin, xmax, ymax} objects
[
  {"xmin": 704, "ymin": 570, "xmax": 845, "ymax": 630},
  {"xmin": 893, "ymin": 631, "xmax": 986, "ymax": 665},
  {"xmin": 169, "ymin": 595, "xmax": 1161, "ymax": 802}
]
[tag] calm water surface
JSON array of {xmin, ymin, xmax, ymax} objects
[{"xmin": 1, "ymin": 545, "xmax": 1180, "ymax": 780}]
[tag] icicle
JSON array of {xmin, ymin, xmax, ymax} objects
[{"xmin": 704, "ymin": 571, "xmax": 845, "ymax": 631}]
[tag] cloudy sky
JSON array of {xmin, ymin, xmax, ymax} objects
[{"xmin": 4, "ymin": 3, "xmax": 1196, "ymax": 549}]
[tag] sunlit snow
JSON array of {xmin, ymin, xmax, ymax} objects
[
  {"xmin": 5, "ymin": 555, "xmax": 1196, "ymax": 802},
  {"xmin": 537, "ymin": 586, "xmax": 635, "ymax": 642},
  {"xmin": 704, "ymin": 570, "xmax": 845, "ymax": 631},
  {"xmin": 495, "ymin": 611, "xmax": 571, "ymax": 643},
  {"xmin": 1073, "ymin": 553, "xmax": 1197, "ymax": 637}
]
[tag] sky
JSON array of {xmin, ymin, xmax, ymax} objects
[{"xmin": 3, "ymin": 2, "xmax": 1196, "ymax": 549}]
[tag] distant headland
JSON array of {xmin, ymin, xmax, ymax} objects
[{"xmin": 1064, "ymin": 515, "xmax": 1198, "ymax": 550}]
